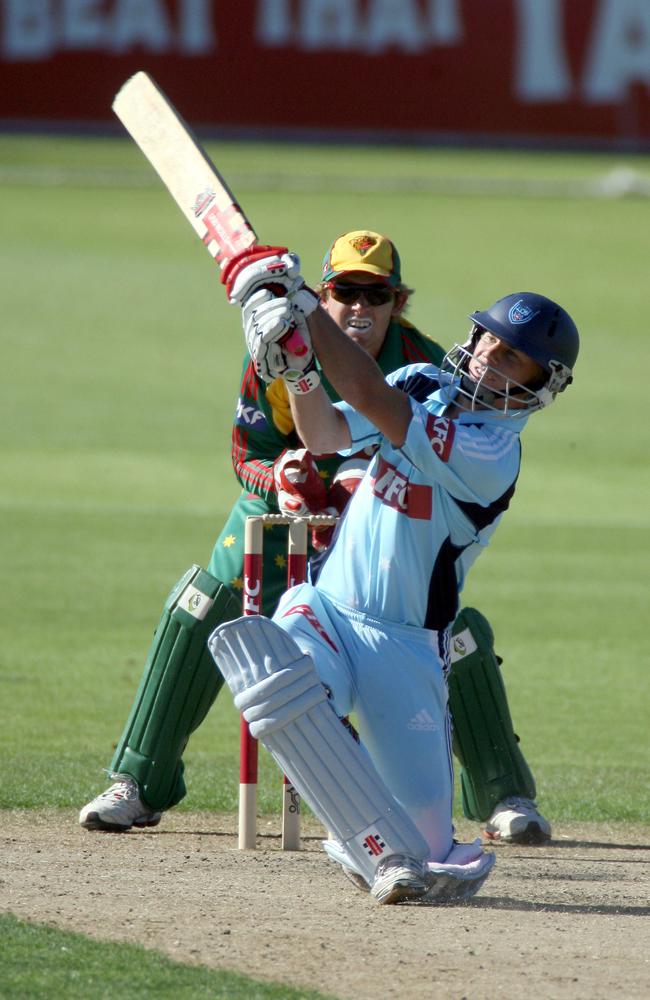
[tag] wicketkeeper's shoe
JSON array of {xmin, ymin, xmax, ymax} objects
[
  {"xmin": 484, "ymin": 796, "xmax": 551, "ymax": 845},
  {"xmin": 79, "ymin": 774, "xmax": 162, "ymax": 832},
  {"xmin": 370, "ymin": 855, "xmax": 429, "ymax": 905}
]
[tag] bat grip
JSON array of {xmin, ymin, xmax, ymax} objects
[
  {"xmin": 264, "ymin": 282, "xmax": 309, "ymax": 358},
  {"xmin": 279, "ymin": 327, "xmax": 309, "ymax": 356}
]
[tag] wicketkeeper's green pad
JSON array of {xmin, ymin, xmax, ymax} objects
[
  {"xmin": 448, "ymin": 608, "xmax": 536, "ymax": 822},
  {"xmin": 109, "ymin": 566, "xmax": 241, "ymax": 811}
]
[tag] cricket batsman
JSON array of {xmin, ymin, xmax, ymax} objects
[
  {"xmin": 208, "ymin": 250, "xmax": 579, "ymax": 902},
  {"xmin": 80, "ymin": 231, "xmax": 552, "ymax": 848}
]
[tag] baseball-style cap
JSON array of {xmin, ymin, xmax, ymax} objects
[{"xmin": 321, "ymin": 230, "xmax": 402, "ymax": 288}]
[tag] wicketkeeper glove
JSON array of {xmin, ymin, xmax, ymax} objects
[
  {"xmin": 273, "ymin": 448, "xmax": 328, "ymax": 517},
  {"xmin": 310, "ymin": 457, "xmax": 370, "ymax": 551},
  {"xmin": 326, "ymin": 457, "xmax": 370, "ymax": 512}
]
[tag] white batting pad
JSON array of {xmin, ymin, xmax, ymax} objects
[{"xmin": 209, "ymin": 616, "xmax": 429, "ymax": 884}]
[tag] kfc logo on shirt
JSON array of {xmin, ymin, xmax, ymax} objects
[
  {"xmin": 426, "ymin": 414, "xmax": 455, "ymax": 462},
  {"xmin": 370, "ymin": 458, "xmax": 432, "ymax": 519}
]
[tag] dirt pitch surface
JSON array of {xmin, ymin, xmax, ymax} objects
[{"xmin": 2, "ymin": 810, "xmax": 649, "ymax": 999}]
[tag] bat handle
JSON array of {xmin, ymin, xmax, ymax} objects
[
  {"xmin": 279, "ymin": 327, "xmax": 309, "ymax": 357},
  {"xmin": 262, "ymin": 280, "xmax": 311, "ymax": 358}
]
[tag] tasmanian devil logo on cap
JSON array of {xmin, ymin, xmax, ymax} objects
[
  {"xmin": 350, "ymin": 235, "xmax": 376, "ymax": 255},
  {"xmin": 508, "ymin": 299, "xmax": 539, "ymax": 324}
]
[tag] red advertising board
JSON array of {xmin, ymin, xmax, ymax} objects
[{"xmin": 1, "ymin": 0, "xmax": 649, "ymax": 148}]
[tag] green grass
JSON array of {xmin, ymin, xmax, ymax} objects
[
  {"xmin": 1, "ymin": 135, "xmax": 649, "ymax": 828},
  {"xmin": 0, "ymin": 914, "xmax": 334, "ymax": 999}
]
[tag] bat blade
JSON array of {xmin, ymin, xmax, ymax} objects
[{"xmin": 112, "ymin": 71, "xmax": 257, "ymax": 268}]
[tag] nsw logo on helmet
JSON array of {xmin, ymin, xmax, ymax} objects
[{"xmin": 508, "ymin": 299, "xmax": 540, "ymax": 325}]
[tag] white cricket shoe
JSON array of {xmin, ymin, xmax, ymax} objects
[
  {"xmin": 485, "ymin": 796, "xmax": 551, "ymax": 844},
  {"xmin": 370, "ymin": 855, "xmax": 429, "ymax": 905},
  {"xmin": 79, "ymin": 774, "xmax": 162, "ymax": 832}
]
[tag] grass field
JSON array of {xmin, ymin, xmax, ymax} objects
[
  {"xmin": 0, "ymin": 913, "xmax": 334, "ymax": 999},
  {"xmin": 1, "ymin": 134, "xmax": 649, "ymax": 994}
]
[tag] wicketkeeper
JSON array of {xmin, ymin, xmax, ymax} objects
[
  {"xmin": 209, "ymin": 250, "xmax": 579, "ymax": 902},
  {"xmin": 80, "ymin": 231, "xmax": 553, "ymax": 847}
]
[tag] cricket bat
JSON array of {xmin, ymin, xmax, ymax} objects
[
  {"xmin": 112, "ymin": 71, "xmax": 258, "ymax": 270},
  {"xmin": 113, "ymin": 73, "xmax": 304, "ymax": 845},
  {"xmin": 112, "ymin": 71, "xmax": 306, "ymax": 358}
]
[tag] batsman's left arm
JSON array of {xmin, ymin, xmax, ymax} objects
[
  {"xmin": 294, "ymin": 305, "xmax": 412, "ymax": 449},
  {"xmin": 287, "ymin": 381, "xmax": 351, "ymax": 456}
]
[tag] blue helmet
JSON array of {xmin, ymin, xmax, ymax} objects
[
  {"xmin": 442, "ymin": 292, "xmax": 579, "ymax": 413},
  {"xmin": 470, "ymin": 292, "xmax": 579, "ymax": 383}
]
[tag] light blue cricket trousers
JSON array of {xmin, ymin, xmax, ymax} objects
[{"xmin": 273, "ymin": 582, "xmax": 454, "ymax": 862}]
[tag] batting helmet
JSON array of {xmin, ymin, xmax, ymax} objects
[
  {"xmin": 442, "ymin": 292, "xmax": 579, "ymax": 413},
  {"xmin": 470, "ymin": 292, "xmax": 579, "ymax": 380}
]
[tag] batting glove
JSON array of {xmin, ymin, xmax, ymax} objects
[
  {"xmin": 242, "ymin": 290, "xmax": 315, "ymax": 384},
  {"xmin": 224, "ymin": 245, "xmax": 303, "ymax": 305},
  {"xmin": 280, "ymin": 286, "xmax": 321, "ymax": 394}
]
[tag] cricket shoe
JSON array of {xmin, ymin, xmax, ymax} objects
[
  {"xmin": 79, "ymin": 774, "xmax": 162, "ymax": 832},
  {"xmin": 420, "ymin": 843, "xmax": 496, "ymax": 905},
  {"xmin": 484, "ymin": 796, "xmax": 551, "ymax": 845},
  {"xmin": 370, "ymin": 855, "xmax": 429, "ymax": 905}
]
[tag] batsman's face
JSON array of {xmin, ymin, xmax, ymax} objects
[
  {"xmin": 321, "ymin": 272, "xmax": 403, "ymax": 359},
  {"xmin": 468, "ymin": 331, "xmax": 544, "ymax": 399}
]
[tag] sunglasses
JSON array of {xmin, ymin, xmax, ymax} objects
[{"xmin": 326, "ymin": 282, "xmax": 395, "ymax": 306}]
